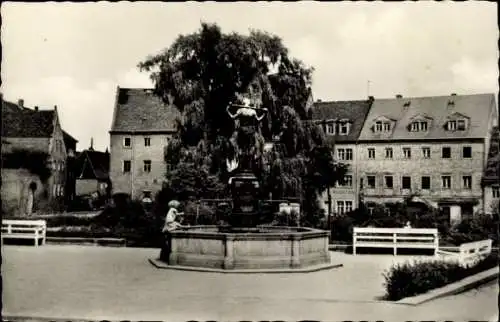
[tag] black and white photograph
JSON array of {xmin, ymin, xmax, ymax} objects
[{"xmin": 1, "ymin": 2, "xmax": 498, "ymax": 321}]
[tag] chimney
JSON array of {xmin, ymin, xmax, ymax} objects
[
  {"xmin": 316, "ymin": 99, "xmax": 322, "ymax": 103},
  {"xmin": 396, "ymin": 94, "xmax": 403, "ymax": 99},
  {"xmin": 34, "ymin": 106, "xmax": 39, "ymax": 111},
  {"xmin": 368, "ymin": 96, "xmax": 374, "ymax": 102},
  {"xmin": 54, "ymin": 105, "xmax": 57, "ymax": 111},
  {"xmin": 18, "ymin": 99, "xmax": 24, "ymax": 109},
  {"xmin": 451, "ymin": 93, "xmax": 457, "ymax": 96},
  {"xmin": 89, "ymin": 137, "xmax": 94, "ymax": 151}
]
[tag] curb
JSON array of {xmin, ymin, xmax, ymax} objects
[
  {"xmin": 148, "ymin": 258, "xmax": 343, "ymax": 274},
  {"xmin": 396, "ymin": 266, "xmax": 499, "ymax": 306}
]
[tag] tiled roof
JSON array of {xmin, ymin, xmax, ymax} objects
[
  {"xmin": 358, "ymin": 93, "xmax": 496, "ymax": 141},
  {"xmin": 75, "ymin": 149, "xmax": 110, "ymax": 181},
  {"xmin": 1, "ymin": 105, "xmax": 55, "ymax": 137},
  {"xmin": 310, "ymin": 99, "xmax": 373, "ymax": 142},
  {"xmin": 110, "ymin": 87, "xmax": 180, "ymax": 133},
  {"xmin": 483, "ymin": 126, "xmax": 499, "ymax": 186}
]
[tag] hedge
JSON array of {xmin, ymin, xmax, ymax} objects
[{"xmin": 383, "ymin": 252, "xmax": 498, "ymax": 301}]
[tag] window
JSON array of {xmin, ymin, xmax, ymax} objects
[
  {"xmin": 442, "ymin": 176, "xmax": 451, "ymax": 189},
  {"xmin": 457, "ymin": 119, "xmax": 466, "ymax": 131},
  {"xmin": 442, "ymin": 147, "xmax": 451, "ymax": 158},
  {"xmin": 375, "ymin": 121, "xmax": 383, "ymax": 132},
  {"xmin": 462, "ymin": 176, "xmax": 472, "ymax": 189},
  {"xmin": 421, "ymin": 176, "xmax": 431, "ymax": 190},
  {"xmin": 385, "ymin": 147, "xmax": 393, "ymax": 159},
  {"xmin": 383, "ymin": 122, "xmax": 391, "ymax": 132},
  {"xmin": 402, "ymin": 176, "xmax": 411, "ymax": 190},
  {"xmin": 410, "ymin": 121, "xmax": 428, "ymax": 132},
  {"xmin": 384, "ymin": 176, "xmax": 393, "ymax": 189},
  {"xmin": 411, "ymin": 122, "xmax": 419, "ymax": 132},
  {"xmin": 368, "ymin": 148, "xmax": 375, "ymax": 159},
  {"xmin": 422, "ymin": 147, "xmax": 431, "ymax": 159},
  {"xmin": 345, "ymin": 148, "xmax": 353, "ymax": 161},
  {"xmin": 367, "ymin": 176, "xmax": 376, "ymax": 188},
  {"xmin": 124, "ymin": 137, "xmax": 131, "ymax": 147},
  {"xmin": 337, "ymin": 148, "xmax": 353, "ymax": 161},
  {"xmin": 144, "ymin": 137, "xmax": 151, "ymax": 147},
  {"xmin": 463, "ymin": 146, "xmax": 472, "ymax": 158},
  {"xmin": 143, "ymin": 191, "xmax": 152, "ymax": 199},
  {"xmin": 339, "ymin": 122, "xmax": 350, "ymax": 135},
  {"xmin": 403, "ymin": 147, "xmax": 411, "ymax": 159},
  {"xmin": 345, "ymin": 201, "xmax": 353, "ymax": 213},
  {"xmin": 420, "ymin": 121, "xmax": 428, "ymax": 131},
  {"xmin": 340, "ymin": 175, "xmax": 353, "ymax": 187},
  {"xmin": 447, "ymin": 120, "xmax": 457, "ymax": 131},
  {"xmin": 337, "ymin": 149, "xmax": 345, "ymax": 160},
  {"xmin": 123, "ymin": 160, "xmax": 131, "ymax": 173},
  {"xmin": 336, "ymin": 201, "xmax": 345, "ymax": 214},
  {"xmin": 326, "ymin": 122, "xmax": 335, "ymax": 135},
  {"xmin": 493, "ymin": 187, "xmax": 500, "ymax": 198},
  {"xmin": 143, "ymin": 160, "xmax": 152, "ymax": 173}
]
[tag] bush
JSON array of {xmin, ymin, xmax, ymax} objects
[
  {"xmin": 383, "ymin": 253, "xmax": 498, "ymax": 301},
  {"xmin": 445, "ymin": 214, "xmax": 499, "ymax": 246}
]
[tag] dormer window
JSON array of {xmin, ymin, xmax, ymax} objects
[
  {"xmin": 383, "ymin": 123, "xmax": 391, "ymax": 132},
  {"xmin": 326, "ymin": 122, "xmax": 335, "ymax": 135},
  {"xmin": 339, "ymin": 121, "xmax": 351, "ymax": 135},
  {"xmin": 457, "ymin": 119, "xmax": 466, "ymax": 131},
  {"xmin": 447, "ymin": 120, "xmax": 457, "ymax": 131},
  {"xmin": 375, "ymin": 121, "xmax": 383, "ymax": 132},
  {"xmin": 410, "ymin": 120, "xmax": 428, "ymax": 132},
  {"xmin": 446, "ymin": 119, "xmax": 467, "ymax": 131}
]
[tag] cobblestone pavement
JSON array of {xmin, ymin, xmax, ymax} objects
[{"xmin": 2, "ymin": 245, "xmax": 498, "ymax": 321}]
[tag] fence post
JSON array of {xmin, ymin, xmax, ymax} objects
[{"xmin": 393, "ymin": 232, "xmax": 397, "ymax": 256}]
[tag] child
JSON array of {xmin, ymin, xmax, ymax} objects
[{"xmin": 160, "ymin": 202, "xmax": 184, "ymax": 264}]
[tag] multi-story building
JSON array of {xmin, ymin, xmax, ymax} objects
[
  {"xmin": 311, "ymin": 98, "xmax": 373, "ymax": 215},
  {"xmin": 74, "ymin": 139, "xmax": 111, "ymax": 199},
  {"xmin": 109, "ymin": 87, "xmax": 180, "ymax": 200},
  {"xmin": 2, "ymin": 98, "xmax": 70, "ymax": 215},
  {"xmin": 482, "ymin": 126, "xmax": 499, "ymax": 214},
  {"xmin": 356, "ymin": 93, "xmax": 498, "ymax": 223}
]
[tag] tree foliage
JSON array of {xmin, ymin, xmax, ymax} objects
[{"xmin": 139, "ymin": 22, "xmax": 347, "ymax": 224}]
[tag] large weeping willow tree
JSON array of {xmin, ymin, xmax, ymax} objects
[{"xmin": 139, "ymin": 22, "xmax": 347, "ymax": 226}]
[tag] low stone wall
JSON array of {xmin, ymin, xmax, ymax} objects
[{"xmin": 169, "ymin": 226, "xmax": 330, "ymax": 270}]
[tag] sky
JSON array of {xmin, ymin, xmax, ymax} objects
[{"xmin": 1, "ymin": 2, "xmax": 498, "ymax": 151}]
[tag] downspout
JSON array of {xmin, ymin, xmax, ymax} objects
[{"xmin": 131, "ymin": 131, "xmax": 136, "ymax": 200}]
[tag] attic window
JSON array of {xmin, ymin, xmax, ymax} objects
[
  {"xmin": 326, "ymin": 122, "xmax": 335, "ymax": 135},
  {"xmin": 410, "ymin": 120, "xmax": 428, "ymax": 132},
  {"xmin": 446, "ymin": 120, "xmax": 457, "ymax": 131},
  {"xmin": 457, "ymin": 119, "xmax": 466, "ymax": 131},
  {"xmin": 339, "ymin": 121, "xmax": 351, "ymax": 135},
  {"xmin": 374, "ymin": 120, "xmax": 391, "ymax": 133}
]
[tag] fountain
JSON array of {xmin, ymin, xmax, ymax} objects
[{"xmin": 151, "ymin": 95, "xmax": 337, "ymax": 272}]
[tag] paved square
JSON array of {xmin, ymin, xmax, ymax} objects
[{"xmin": 2, "ymin": 245, "xmax": 497, "ymax": 321}]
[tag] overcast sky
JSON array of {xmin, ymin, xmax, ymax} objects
[{"xmin": 2, "ymin": 2, "xmax": 498, "ymax": 151}]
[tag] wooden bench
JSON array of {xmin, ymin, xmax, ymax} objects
[
  {"xmin": 353, "ymin": 227, "xmax": 439, "ymax": 256},
  {"xmin": 441, "ymin": 239, "xmax": 493, "ymax": 267},
  {"xmin": 1, "ymin": 220, "xmax": 47, "ymax": 246}
]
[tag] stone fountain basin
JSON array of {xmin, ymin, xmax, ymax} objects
[{"xmin": 167, "ymin": 225, "xmax": 331, "ymax": 270}]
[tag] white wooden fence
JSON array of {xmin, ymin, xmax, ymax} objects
[
  {"xmin": 441, "ymin": 239, "xmax": 493, "ymax": 267},
  {"xmin": 1, "ymin": 220, "xmax": 47, "ymax": 247},
  {"xmin": 352, "ymin": 227, "xmax": 439, "ymax": 256}
]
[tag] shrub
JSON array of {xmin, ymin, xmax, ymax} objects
[
  {"xmin": 383, "ymin": 253, "xmax": 498, "ymax": 301},
  {"xmin": 445, "ymin": 214, "xmax": 499, "ymax": 246}
]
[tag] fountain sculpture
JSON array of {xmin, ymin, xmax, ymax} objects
[{"xmin": 153, "ymin": 93, "xmax": 334, "ymax": 272}]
